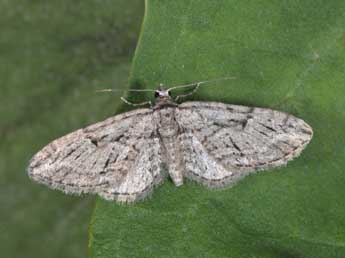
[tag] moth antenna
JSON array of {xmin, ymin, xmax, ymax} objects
[
  {"xmin": 95, "ymin": 89, "xmax": 121, "ymax": 93},
  {"xmin": 96, "ymin": 88, "xmax": 156, "ymax": 93},
  {"xmin": 167, "ymin": 76, "xmax": 236, "ymax": 92}
]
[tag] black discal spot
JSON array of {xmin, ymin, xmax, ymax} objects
[
  {"xmin": 240, "ymin": 119, "xmax": 248, "ymax": 129},
  {"xmin": 91, "ymin": 139, "xmax": 98, "ymax": 147}
]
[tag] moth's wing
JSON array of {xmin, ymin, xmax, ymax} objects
[
  {"xmin": 28, "ymin": 108, "xmax": 165, "ymax": 203},
  {"xmin": 176, "ymin": 101, "xmax": 313, "ymax": 188}
]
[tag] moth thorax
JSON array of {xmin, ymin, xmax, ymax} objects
[{"xmin": 155, "ymin": 108, "xmax": 179, "ymax": 137}]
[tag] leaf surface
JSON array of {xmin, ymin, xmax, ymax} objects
[{"xmin": 90, "ymin": 1, "xmax": 345, "ymax": 257}]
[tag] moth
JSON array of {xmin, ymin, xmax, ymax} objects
[{"xmin": 28, "ymin": 80, "xmax": 313, "ymax": 203}]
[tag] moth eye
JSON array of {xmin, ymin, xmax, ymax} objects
[{"xmin": 154, "ymin": 91, "xmax": 159, "ymax": 98}]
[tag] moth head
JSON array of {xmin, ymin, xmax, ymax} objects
[{"xmin": 155, "ymin": 83, "xmax": 172, "ymax": 99}]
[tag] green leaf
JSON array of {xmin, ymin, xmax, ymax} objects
[{"xmin": 89, "ymin": 0, "xmax": 345, "ymax": 257}]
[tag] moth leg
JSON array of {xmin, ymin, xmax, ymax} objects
[
  {"xmin": 174, "ymin": 82, "xmax": 202, "ymax": 101},
  {"xmin": 120, "ymin": 97, "xmax": 152, "ymax": 108}
]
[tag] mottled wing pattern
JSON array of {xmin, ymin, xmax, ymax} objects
[
  {"xmin": 28, "ymin": 109, "xmax": 164, "ymax": 203},
  {"xmin": 176, "ymin": 101, "xmax": 313, "ymax": 187}
]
